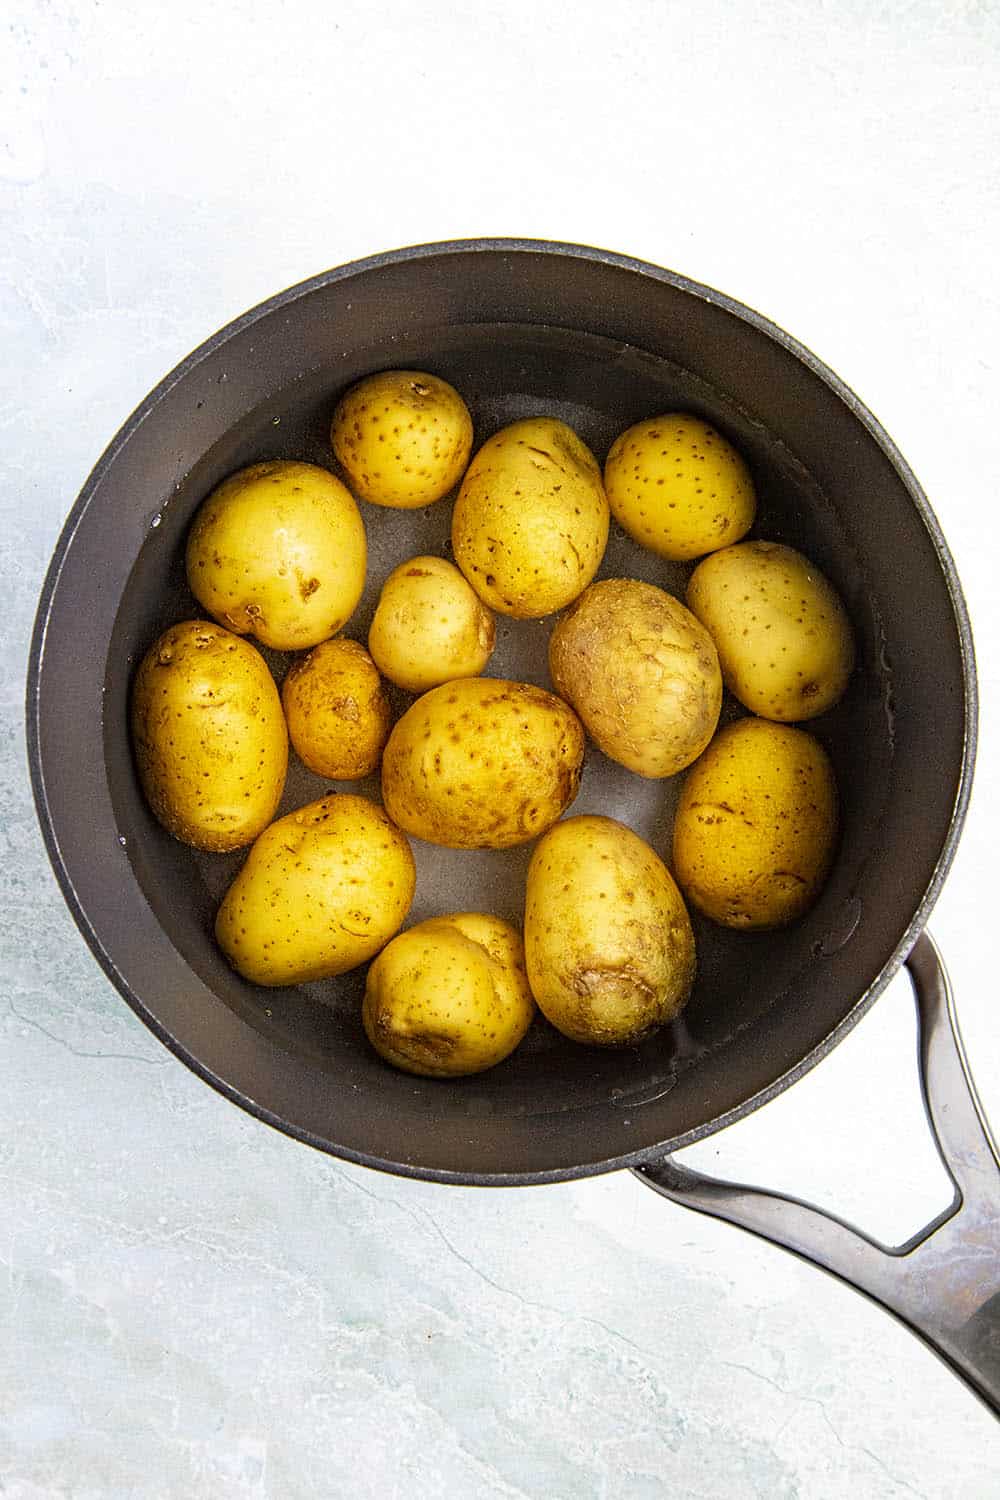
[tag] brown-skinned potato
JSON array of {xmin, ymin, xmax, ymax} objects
[{"xmin": 549, "ymin": 578, "xmax": 722, "ymax": 778}]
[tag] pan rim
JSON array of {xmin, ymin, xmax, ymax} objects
[{"xmin": 26, "ymin": 237, "xmax": 978, "ymax": 1186}]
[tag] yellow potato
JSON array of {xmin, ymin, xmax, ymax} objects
[
  {"xmin": 524, "ymin": 816, "xmax": 695, "ymax": 1046},
  {"xmin": 672, "ymin": 717, "xmax": 838, "ymax": 929},
  {"xmin": 186, "ymin": 460, "xmax": 366, "ymax": 650},
  {"xmin": 281, "ymin": 638, "xmax": 391, "ymax": 780},
  {"xmin": 330, "ymin": 369, "xmax": 473, "ymax": 509},
  {"xmin": 368, "ymin": 555, "xmax": 495, "ymax": 693},
  {"xmin": 381, "ymin": 677, "xmax": 584, "ymax": 849},
  {"xmin": 549, "ymin": 578, "xmax": 722, "ymax": 778},
  {"xmin": 687, "ymin": 540, "xmax": 855, "ymax": 720},
  {"xmin": 452, "ymin": 417, "xmax": 609, "ymax": 618},
  {"xmin": 215, "ymin": 793, "xmax": 415, "ymax": 986},
  {"xmin": 130, "ymin": 620, "xmax": 287, "ymax": 852},
  {"xmin": 604, "ymin": 413, "xmax": 755, "ymax": 561},
  {"xmin": 363, "ymin": 912, "xmax": 535, "ymax": 1078}
]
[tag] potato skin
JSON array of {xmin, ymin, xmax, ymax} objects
[
  {"xmin": 524, "ymin": 816, "xmax": 695, "ymax": 1046},
  {"xmin": 452, "ymin": 418, "xmax": 609, "ymax": 618},
  {"xmin": 687, "ymin": 541, "xmax": 855, "ymax": 721},
  {"xmin": 330, "ymin": 369, "xmax": 473, "ymax": 509},
  {"xmin": 549, "ymin": 578, "xmax": 722, "ymax": 778},
  {"xmin": 363, "ymin": 912, "xmax": 535, "ymax": 1078},
  {"xmin": 215, "ymin": 794, "xmax": 415, "ymax": 986},
  {"xmin": 185, "ymin": 460, "xmax": 366, "ymax": 650},
  {"xmin": 381, "ymin": 678, "xmax": 585, "ymax": 849},
  {"xmin": 281, "ymin": 638, "xmax": 391, "ymax": 780},
  {"xmin": 130, "ymin": 620, "xmax": 287, "ymax": 852},
  {"xmin": 672, "ymin": 718, "xmax": 838, "ymax": 929},
  {"xmin": 368, "ymin": 555, "xmax": 495, "ymax": 693},
  {"xmin": 604, "ymin": 413, "xmax": 755, "ymax": 561}
]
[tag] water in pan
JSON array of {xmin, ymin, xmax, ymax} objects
[{"xmin": 109, "ymin": 323, "xmax": 891, "ymax": 1115}]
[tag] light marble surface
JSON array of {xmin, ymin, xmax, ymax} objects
[{"xmin": 3, "ymin": 2, "xmax": 1000, "ymax": 1494}]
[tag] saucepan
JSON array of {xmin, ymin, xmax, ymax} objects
[{"xmin": 27, "ymin": 240, "xmax": 997, "ymax": 1414}]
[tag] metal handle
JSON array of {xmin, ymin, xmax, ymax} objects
[{"xmin": 635, "ymin": 932, "xmax": 1000, "ymax": 1416}]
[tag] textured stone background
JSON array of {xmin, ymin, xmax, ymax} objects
[{"xmin": 3, "ymin": 2, "xmax": 999, "ymax": 1495}]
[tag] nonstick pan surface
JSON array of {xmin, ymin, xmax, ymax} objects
[{"xmin": 27, "ymin": 241, "xmax": 975, "ymax": 1184}]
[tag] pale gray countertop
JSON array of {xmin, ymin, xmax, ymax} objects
[{"xmin": 3, "ymin": 2, "xmax": 1000, "ymax": 1495}]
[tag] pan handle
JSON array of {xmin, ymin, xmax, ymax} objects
[{"xmin": 634, "ymin": 932, "xmax": 1000, "ymax": 1417}]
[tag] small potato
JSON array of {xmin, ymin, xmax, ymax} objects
[
  {"xmin": 452, "ymin": 417, "xmax": 609, "ymax": 618},
  {"xmin": 687, "ymin": 540, "xmax": 855, "ymax": 721},
  {"xmin": 281, "ymin": 638, "xmax": 391, "ymax": 780},
  {"xmin": 368, "ymin": 555, "xmax": 495, "ymax": 693},
  {"xmin": 215, "ymin": 794, "xmax": 415, "ymax": 986},
  {"xmin": 363, "ymin": 913, "xmax": 535, "ymax": 1078},
  {"xmin": 604, "ymin": 413, "xmax": 755, "ymax": 561},
  {"xmin": 186, "ymin": 460, "xmax": 366, "ymax": 650},
  {"xmin": 330, "ymin": 369, "xmax": 473, "ymax": 509},
  {"xmin": 672, "ymin": 718, "xmax": 838, "ymax": 929},
  {"xmin": 525, "ymin": 816, "xmax": 695, "ymax": 1046},
  {"xmin": 381, "ymin": 677, "xmax": 584, "ymax": 849},
  {"xmin": 549, "ymin": 578, "xmax": 722, "ymax": 778},
  {"xmin": 131, "ymin": 620, "xmax": 287, "ymax": 852}
]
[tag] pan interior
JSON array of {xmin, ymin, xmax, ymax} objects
[{"xmin": 105, "ymin": 320, "xmax": 892, "ymax": 1128}]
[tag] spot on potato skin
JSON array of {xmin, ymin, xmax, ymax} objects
[
  {"xmin": 328, "ymin": 694, "xmax": 360, "ymax": 723},
  {"xmin": 549, "ymin": 578, "xmax": 721, "ymax": 779},
  {"xmin": 570, "ymin": 962, "xmax": 656, "ymax": 1004}
]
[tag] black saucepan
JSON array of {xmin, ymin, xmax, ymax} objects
[{"xmin": 27, "ymin": 241, "xmax": 998, "ymax": 1414}]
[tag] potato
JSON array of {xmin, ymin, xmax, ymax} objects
[
  {"xmin": 381, "ymin": 678, "xmax": 584, "ymax": 849},
  {"xmin": 524, "ymin": 816, "xmax": 695, "ymax": 1046},
  {"xmin": 604, "ymin": 413, "xmax": 755, "ymax": 561},
  {"xmin": 330, "ymin": 369, "xmax": 473, "ymax": 509},
  {"xmin": 186, "ymin": 460, "xmax": 366, "ymax": 650},
  {"xmin": 451, "ymin": 417, "xmax": 609, "ymax": 618},
  {"xmin": 687, "ymin": 541, "xmax": 855, "ymax": 721},
  {"xmin": 363, "ymin": 912, "xmax": 535, "ymax": 1077},
  {"xmin": 368, "ymin": 555, "xmax": 495, "ymax": 693},
  {"xmin": 673, "ymin": 718, "xmax": 838, "ymax": 929},
  {"xmin": 130, "ymin": 620, "xmax": 287, "ymax": 852},
  {"xmin": 549, "ymin": 578, "xmax": 722, "ymax": 778},
  {"xmin": 281, "ymin": 638, "xmax": 391, "ymax": 780},
  {"xmin": 215, "ymin": 793, "xmax": 415, "ymax": 986}
]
